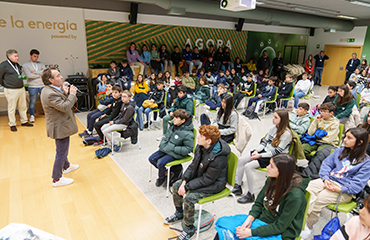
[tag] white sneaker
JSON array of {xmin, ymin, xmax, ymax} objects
[
  {"xmin": 300, "ymin": 225, "xmax": 314, "ymax": 239},
  {"xmin": 63, "ymin": 164, "xmax": 79, "ymax": 174},
  {"xmin": 156, "ymin": 136, "xmax": 165, "ymax": 141},
  {"xmin": 30, "ymin": 115, "xmax": 35, "ymax": 123},
  {"xmin": 52, "ymin": 177, "xmax": 74, "ymax": 187}
]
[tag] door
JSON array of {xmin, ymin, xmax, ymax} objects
[{"xmin": 321, "ymin": 45, "xmax": 362, "ymax": 86}]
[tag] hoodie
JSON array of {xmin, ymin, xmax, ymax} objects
[
  {"xmin": 308, "ymin": 116, "xmax": 339, "ymax": 145},
  {"xmin": 289, "ymin": 112, "xmax": 311, "ymax": 135},
  {"xmin": 112, "ymin": 101, "xmax": 135, "ymax": 125},
  {"xmin": 250, "ymin": 174, "xmax": 310, "ymax": 240},
  {"xmin": 159, "ymin": 118, "xmax": 194, "ymax": 159},
  {"xmin": 183, "ymin": 139, "xmax": 231, "ymax": 194}
]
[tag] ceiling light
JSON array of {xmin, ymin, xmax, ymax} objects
[
  {"xmin": 337, "ymin": 15, "xmax": 358, "ymax": 20},
  {"xmin": 350, "ymin": 0, "xmax": 370, "ymax": 7},
  {"xmin": 293, "ymin": 7, "xmax": 319, "ymax": 14},
  {"xmin": 256, "ymin": 1, "xmax": 265, "ymax": 5}
]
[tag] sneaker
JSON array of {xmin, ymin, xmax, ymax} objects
[
  {"xmin": 10, "ymin": 126, "xmax": 17, "ymax": 132},
  {"xmin": 144, "ymin": 121, "xmax": 152, "ymax": 129},
  {"xmin": 156, "ymin": 136, "xmax": 165, "ymax": 141},
  {"xmin": 231, "ymin": 184, "xmax": 242, "ymax": 196},
  {"xmin": 237, "ymin": 192, "xmax": 255, "ymax": 204},
  {"xmin": 155, "ymin": 177, "xmax": 165, "ymax": 187},
  {"xmin": 21, "ymin": 122, "xmax": 33, "ymax": 127},
  {"xmin": 114, "ymin": 142, "xmax": 123, "ymax": 152},
  {"xmin": 52, "ymin": 177, "xmax": 74, "ymax": 187},
  {"xmin": 265, "ymin": 109, "xmax": 274, "ymax": 115},
  {"xmin": 79, "ymin": 130, "xmax": 89, "ymax": 138},
  {"xmin": 30, "ymin": 115, "xmax": 35, "ymax": 123},
  {"xmin": 93, "ymin": 141, "xmax": 105, "ymax": 146},
  {"xmin": 63, "ymin": 164, "xmax": 79, "ymax": 174},
  {"xmin": 300, "ymin": 225, "xmax": 314, "ymax": 239},
  {"xmin": 176, "ymin": 226, "xmax": 196, "ymax": 240},
  {"xmin": 131, "ymin": 131, "xmax": 138, "ymax": 144},
  {"xmin": 163, "ymin": 211, "xmax": 184, "ymax": 225}
]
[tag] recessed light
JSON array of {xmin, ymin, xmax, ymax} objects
[
  {"xmin": 337, "ymin": 15, "xmax": 358, "ymax": 20},
  {"xmin": 350, "ymin": 0, "xmax": 370, "ymax": 7}
]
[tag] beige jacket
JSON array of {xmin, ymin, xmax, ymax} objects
[
  {"xmin": 40, "ymin": 85, "xmax": 78, "ymax": 139},
  {"xmin": 234, "ymin": 114, "xmax": 253, "ymax": 154},
  {"xmin": 308, "ymin": 116, "xmax": 339, "ymax": 146},
  {"xmin": 181, "ymin": 76, "xmax": 196, "ymax": 88}
]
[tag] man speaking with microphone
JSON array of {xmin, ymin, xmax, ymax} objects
[{"xmin": 41, "ymin": 68, "xmax": 80, "ymax": 187}]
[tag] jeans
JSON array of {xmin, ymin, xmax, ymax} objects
[
  {"xmin": 186, "ymin": 60, "xmax": 202, "ymax": 72},
  {"xmin": 162, "ymin": 60, "xmax": 173, "ymax": 74},
  {"xmin": 205, "ymin": 100, "xmax": 221, "ymax": 110},
  {"xmin": 356, "ymin": 84, "xmax": 365, "ymax": 94},
  {"xmin": 148, "ymin": 150, "xmax": 175, "ymax": 178},
  {"xmin": 137, "ymin": 106, "xmax": 154, "ymax": 130},
  {"xmin": 315, "ymin": 67, "xmax": 323, "ymax": 85},
  {"xmin": 87, "ymin": 109, "xmax": 105, "ymax": 132},
  {"xmin": 52, "ymin": 137, "xmax": 71, "ymax": 179},
  {"xmin": 28, "ymin": 87, "xmax": 43, "ymax": 116},
  {"xmin": 293, "ymin": 90, "xmax": 306, "ymax": 108}
]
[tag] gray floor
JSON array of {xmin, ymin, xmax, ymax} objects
[{"xmin": 75, "ymin": 85, "xmax": 355, "ymax": 240}]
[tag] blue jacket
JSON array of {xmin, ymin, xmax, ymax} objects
[
  {"xmin": 301, "ymin": 129, "xmax": 327, "ymax": 146},
  {"xmin": 346, "ymin": 58, "xmax": 360, "ymax": 72},
  {"xmin": 320, "ymin": 147, "xmax": 370, "ymax": 195},
  {"xmin": 99, "ymin": 94, "xmax": 114, "ymax": 105},
  {"xmin": 182, "ymin": 49, "xmax": 194, "ymax": 61},
  {"xmin": 140, "ymin": 50, "xmax": 151, "ymax": 63},
  {"xmin": 216, "ymin": 75, "xmax": 227, "ymax": 85},
  {"xmin": 260, "ymin": 84, "xmax": 276, "ymax": 99},
  {"xmin": 118, "ymin": 64, "xmax": 133, "ymax": 80}
]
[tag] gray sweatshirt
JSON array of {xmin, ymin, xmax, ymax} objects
[
  {"xmin": 213, "ymin": 110, "xmax": 238, "ymax": 136},
  {"xmin": 23, "ymin": 61, "xmax": 45, "ymax": 88},
  {"xmin": 257, "ymin": 126, "xmax": 292, "ymax": 158}
]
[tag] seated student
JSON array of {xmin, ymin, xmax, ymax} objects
[
  {"xmin": 312, "ymin": 85, "xmax": 338, "ymax": 116},
  {"xmin": 214, "ymin": 47, "xmax": 224, "ymax": 70},
  {"xmin": 190, "ymin": 69, "xmax": 199, "ymax": 87},
  {"xmin": 215, "ymin": 154, "xmax": 309, "ymax": 240},
  {"xmin": 245, "ymin": 77, "xmax": 276, "ymax": 119},
  {"xmin": 193, "ymin": 76, "xmax": 210, "ymax": 104},
  {"xmin": 230, "ymin": 68, "xmax": 241, "ymax": 93},
  {"xmin": 108, "ymin": 60, "xmax": 120, "ymax": 80},
  {"xmin": 302, "ymin": 102, "xmax": 339, "ymax": 161},
  {"xmin": 356, "ymin": 69, "xmax": 368, "ymax": 94},
  {"xmin": 330, "ymin": 195, "xmax": 370, "ymax": 240},
  {"xmin": 276, "ymin": 74, "xmax": 294, "ymax": 108},
  {"xmin": 93, "ymin": 86, "xmax": 123, "ymax": 146},
  {"xmin": 197, "ymin": 68, "xmax": 205, "ymax": 79},
  {"xmin": 246, "ymin": 58, "xmax": 257, "ymax": 72},
  {"xmin": 234, "ymin": 57, "xmax": 243, "ymax": 74},
  {"xmin": 133, "ymin": 74, "xmax": 149, "ymax": 107},
  {"xmin": 205, "ymin": 70, "xmax": 217, "ymax": 90},
  {"xmin": 205, "ymin": 83, "xmax": 227, "ymax": 110},
  {"xmin": 216, "ymin": 70, "xmax": 227, "ymax": 88},
  {"xmin": 288, "ymin": 102, "xmax": 311, "ymax": 136},
  {"xmin": 360, "ymin": 81, "xmax": 370, "ymax": 109},
  {"xmin": 149, "ymin": 109, "xmax": 194, "ymax": 187},
  {"xmin": 140, "ymin": 44, "xmax": 151, "ymax": 77},
  {"xmin": 79, "ymin": 82, "xmax": 116, "ymax": 138},
  {"xmin": 146, "ymin": 72, "xmax": 157, "ymax": 91},
  {"xmin": 171, "ymin": 46, "xmax": 186, "ymax": 75},
  {"xmin": 150, "ymin": 44, "xmax": 162, "ymax": 73},
  {"xmin": 333, "ymin": 84, "xmax": 356, "ymax": 124},
  {"xmin": 225, "ymin": 69, "xmax": 233, "ymax": 87},
  {"xmin": 163, "ymin": 125, "xmax": 231, "ymax": 240},
  {"xmin": 97, "ymin": 73, "xmax": 109, "ymax": 101},
  {"xmin": 233, "ymin": 109, "xmax": 292, "ymax": 203},
  {"xmin": 347, "ymin": 80, "xmax": 357, "ymax": 101},
  {"xmin": 293, "ymin": 72, "xmax": 312, "ymax": 109},
  {"xmin": 204, "ymin": 56, "xmax": 218, "ymax": 75},
  {"xmin": 201, "ymin": 94, "xmax": 238, "ymax": 144},
  {"xmin": 233, "ymin": 73, "xmax": 255, "ymax": 109},
  {"xmin": 256, "ymin": 74, "xmax": 269, "ymax": 93},
  {"xmin": 256, "ymin": 69, "xmax": 264, "ymax": 86},
  {"xmin": 158, "ymin": 86, "xmax": 193, "ymax": 141},
  {"xmin": 358, "ymin": 110, "xmax": 370, "ymax": 156},
  {"xmin": 223, "ymin": 47, "xmax": 233, "ymax": 70},
  {"xmin": 301, "ymin": 127, "xmax": 370, "ymax": 239},
  {"xmin": 118, "ymin": 59, "xmax": 133, "ymax": 91},
  {"xmin": 181, "ymin": 71, "xmax": 196, "ymax": 95},
  {"xmin": 137, "ymin": 80, "xmax": 165, "ymax": 131},
  {"xmin": 173, "ymin": 74, "xmax": 182, "ymax": 87},
  {"xmin": 100, "ymin": 90, "xmax": 135, "ymax": 152},
  {"xmin": 349, "ymin": 67, "xmax": 361, "ymax": 83}
]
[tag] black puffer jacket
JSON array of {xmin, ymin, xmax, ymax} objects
[
  {"xmin": 302, "ymin": 146, "xmax": 335, "ymax": 180},
  {"xmin": 183, "ymin": 139, "xmax": 231, "ymax": 194}
]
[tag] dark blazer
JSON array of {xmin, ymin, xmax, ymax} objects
[{"xmin": 40, "ymin": 85, "xmax": 78, "ymax": 139}]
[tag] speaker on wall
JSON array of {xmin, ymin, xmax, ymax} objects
[
  {"xmin": 235, "ymin": 18, "xmax": 244, "ymax": 32},
  {"xmin": 129, "ymin": 3, "xmax": 138, "ymax": 24},
  {"xmin": 309, "ymin": 28, "xmax": 315, "ymax": 37}
]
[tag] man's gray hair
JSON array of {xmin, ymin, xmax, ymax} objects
[
  {"xmin": 352, "ymin": 53, "xmax": 357, "ymax": 57},
  {"xmin": 6, "ymin": 49, "xmax": 18, "ymax": 58}
]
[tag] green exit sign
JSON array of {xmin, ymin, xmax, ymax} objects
[{"xmin": 347, "ymin": 38, "xmax": 355, "ymax": 42}]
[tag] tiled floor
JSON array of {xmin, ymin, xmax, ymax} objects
[{"xmin": 76, "ymin": 84, "xmax": 356, "ymax": 240}]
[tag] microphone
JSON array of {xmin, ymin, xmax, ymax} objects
[{"xmin": 64, "ymin": 81, "xmax": 82, "ymax": 94}]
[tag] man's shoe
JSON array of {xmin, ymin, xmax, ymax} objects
[
  {"xmin": 156, "ymin": 136, "xmax": 165, "ymax": 141},
  {"xmin": 10, "ymin": 126, "xmax": 17, "ymax": 132},
  {"xmin": 155, "ymin": 177, "xmax": 165, "ymax": 187},
  {"xmin": 63, "ymin": 164, "xmax": 79, "ymax": 174},
  {"xmin": 30, "ymin": 115, "xmax": 35, "ymax": 123},
  {"xmin": 52, "ymin": 177, "xmax": 74, "ymax": 187},
  {"xmin": 114, "ymin": 142, "xmax": 123, "ymax": 152},
  {"xmin": 21, "ymin": 122, "xmax": 33, "ymax": 127},
  {"xmin": 231, "ymin": 184, "xmax": 242, "ymax": 196},
  {"xmin": 237, "ymin": 192, "xmax": 255, "ymax": 204},
  {"xmin": 176, "ymin": 226, "xmax": 196, "ymax": 240},
  {"xmin": 163, "ymin": 211, "xmax": 184, "ymax": 225}
]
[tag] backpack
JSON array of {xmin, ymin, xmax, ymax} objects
[
  {"xmin": 243, "ymin": 105, "xmax": 255, "ymax": 118},
  {"xmin": 95, "ymin": 147, "xmax": 112, "ymax": 158},
  {"xmin": 82, "ymin": 136, "xmax": 100, "ymax": 146}
]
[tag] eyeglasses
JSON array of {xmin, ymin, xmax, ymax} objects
[{"xmin": 319, "ymin": 110, "xmax": 329, "ymax": 114}]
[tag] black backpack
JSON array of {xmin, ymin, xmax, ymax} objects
[{"xmin": 243, "ymin": 105, "xmax": 255, "ymax": 118}]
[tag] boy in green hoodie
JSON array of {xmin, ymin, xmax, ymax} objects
[{"xmin": 302, "ymin": 102, "xmax": 339, "ymax": 161}]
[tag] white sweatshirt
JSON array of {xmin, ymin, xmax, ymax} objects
[{"xmin": 294, "ymin": 79, "xmax": 312, "ymax": 94}]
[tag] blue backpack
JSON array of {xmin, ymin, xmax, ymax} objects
[{"xmin": 95, "ymin": 147, "xmax": 112, "ymax": 158}]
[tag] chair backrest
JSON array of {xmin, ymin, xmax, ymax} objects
[
  {"xmin": 338, "ymin": 124, "xmax": 344, "ymax": 146},
  {"xmin": 288, "ymin": 140, "xmax": 294, "ymax": 155},
  {"xmin": 227, "ymin": 152, "xmax": 238, "ymax": 187},
  {"xmin": 271, "ymin": 88, "xmax": 278, "ymax": 101},
  {"xmin": 289, "ymin": 83, "xmax": 295, "ymax": 97},
  {"xmin": 357, "ymin": 93, "xmax": 361, "ymax": 106},
  {"xmin": 296, "ymin": 191, "xmax": 311, "ymax": 240},
  {"xmin": 193, "ymin": 98, "xmax": 196, "ymax": 116},
  {"xmin": 310, "ymin": 117, "xmax": 314, "ymax": 124},
  {"xmin": 192, "ymin": 128, "xmax": 197, "ymax": 153},
  {"xmin": 163, "ymin": 91, "xmax": 167, "ymax": 108},
  {"xmin": 252, "ymin": 83, "xmax": 257, "ymax": 96}
]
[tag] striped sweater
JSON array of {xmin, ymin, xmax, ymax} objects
[{"xmin": 256, "ymin": 126, "xmax": 292, "ymax": 158}]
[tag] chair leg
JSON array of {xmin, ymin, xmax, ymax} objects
[
  {"xmin": 230, "ymin": 192, "xmax": 237, "ymax": 214},
  {"xmin": 149, "ymin": 164, "xmax": 152, "ymax": 182},
  {"xmin": 196, "ymin": 205, "xmax": 203, "ymax": 240},
  {"xmin": 111, "ymin": 132, "xmax": 114, "ymax": 156},
  {"xmin": 166, "ymin": 166, "xmax": 171, "ymax": 198},
  {"xmin": 263, "ymin": 102, "xmax": 266, "ymax": 119}
]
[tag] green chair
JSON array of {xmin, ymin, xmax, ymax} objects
[
  {"xmin": 357, "ymin": 93, "xmax": 361, "ymax": 107},
  {"xmin": 326, "ymin": 200, "xmax": 357, "ymax": 223},
  {"xmin": 278, "ymin": 83, "xmax": 295, "ymax": 108},
  {"xmin": 263, "ymin": 89, "xmax": 278, "ymax": 118},
  {"xmin": 295, "ymin": 191, "xmax": 311, "ymax": 240},
  {"xmin": 257, "ymin": 141, "xmax": 294, "ymax": 173},
  {"xmin": 148, "ymin": 92, "xmax": 167, "ymax": 129},
  {"xmin": 194, "ymin": 152, "xmax": 238, "ymax": 240},
  {"xmin": 149, "ymin": 128, "xmax": 197, "ymax": 198},
  {"xmin": 192, "ymin": 98, "xmax": 196, "ymax": 119},
  {"xmin": 309, "ymin": 124, "xmax": 344, "ymax": 157}
]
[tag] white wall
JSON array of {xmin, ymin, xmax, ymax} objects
[
  {"xmin": 0, "ymin": 2, "xmax": 89, "ymax": 77},
  {"xmin": 306, "ymin": 27, "xmax": 367, "ymax": 56}
]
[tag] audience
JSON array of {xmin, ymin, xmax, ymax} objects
[
  {"xmin": 293, "ymin": 72, "xmax": 311, "ymax": 109},
  {"xmin": 276, "ymin": 74, "xmax": 294, "ymax": 109},
  {"xmin": 233, "ymin": 73, "xmax": 255, "ymax": 109},
  {"xmin": 118, "ymin": 59, "xmax": 133, "ymax": 90},
  {"xmin": 159, "ymin": 44, "xmax": 172, "ymax": 74},
  {"xmin": 140, "ymin": 44, "xmax": 151, "ymax": 77},
  {"xmin": 193, "ymin": 76, "xmax": 210, "ymax": 104},
  {"xmin": 108, "ymin": 60, "xmax": 120, "ymax": 80},
  {"xmin": 205, "ymin": 83, "xmax": 227, "ymax": 110},
  {"xmin": 289, "ymin": 102, "xmax": 311, "ymax": 136},
  {"xmin": 150, "ymin": 44, "xmax": 162, "ymax": 73},
  {"xmin": 126, "ymin": 42, "xmax": 144, "ymax": 76},
  {"xmin": 333, "ymin": 84, "xmax": 356, "ymax": 124}
]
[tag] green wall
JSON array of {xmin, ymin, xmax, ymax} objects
[{"xmin": 362, "ymin": 27, "xmax": 370, "ymax": 60}]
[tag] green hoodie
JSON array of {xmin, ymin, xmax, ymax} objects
[{"xmin": 250, "ymin": 174, "xmax": 310, "ymax": 240}]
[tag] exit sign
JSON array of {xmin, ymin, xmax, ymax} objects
[{"xmin": 347, "ymin": 38, "xmax": 355, "ymax": 42}]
